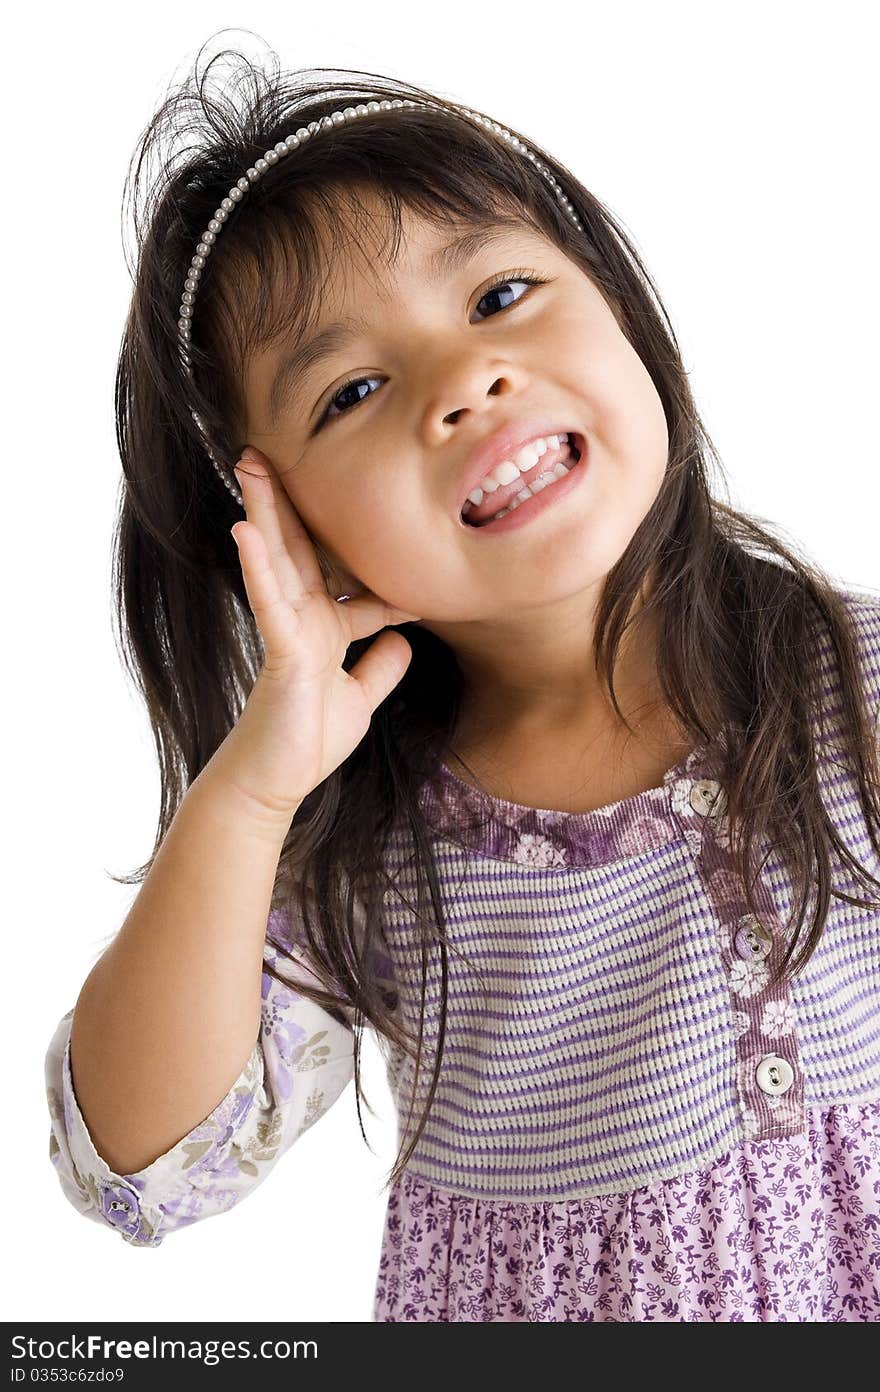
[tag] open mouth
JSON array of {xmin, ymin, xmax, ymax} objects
[{"xmin": 461, "ymin": 431, "xmax": 585, "ymax": 528}]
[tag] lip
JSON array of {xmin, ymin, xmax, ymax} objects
[
  {"xmin": 460, "ymin": 434, "xmax": 590, "ymax": 536},
  {"xmin": 453, "ymin": 419, "xmax": 583, "ymax": 522}
]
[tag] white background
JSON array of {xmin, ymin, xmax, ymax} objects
[{"xmin": 5, "ymin": 0, "xmax": 878, "ymax": 1324}]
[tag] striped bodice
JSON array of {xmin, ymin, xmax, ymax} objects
[{"xmin": 377, "ymin": 587, "xmax": 880, "ymax": 1203}]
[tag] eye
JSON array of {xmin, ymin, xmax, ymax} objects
[{"xmin": 313, "ymin": 270, "xmax": 550, "ymax": 431}]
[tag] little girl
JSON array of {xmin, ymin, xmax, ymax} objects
[{"xmin": 45, "ymin": 42, "xmax": 880, "ymax": 1322}]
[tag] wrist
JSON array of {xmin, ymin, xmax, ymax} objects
[{"xmin": 191, "ymin": 758, "xmax": 302, "ymax": 845}]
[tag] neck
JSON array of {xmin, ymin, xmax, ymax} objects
[{"xmin": 451, "ymin": 581, "xmax": 664, "ymax": 747}]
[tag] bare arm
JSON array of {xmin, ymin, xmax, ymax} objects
[{"xmin": 68, "ymin": 767, "xmax": 297, "ymax": 1176}]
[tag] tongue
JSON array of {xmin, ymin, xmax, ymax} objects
[{"xmin": 465, "ymin": 441, "xmax": 571, "ymax": 526}]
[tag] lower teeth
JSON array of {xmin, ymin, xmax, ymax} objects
[{"xmin": 477, "ymin": 454, "xmax": 577, "ymax": 526}]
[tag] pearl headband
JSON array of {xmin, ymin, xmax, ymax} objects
[{"xmin": 177, "ymin": 97, "xmax": 585, "ymax": 511}]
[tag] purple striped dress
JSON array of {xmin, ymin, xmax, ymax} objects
[{"xmin": 45, "ymin": 585, "xmax": 880, "ymax": 1320}]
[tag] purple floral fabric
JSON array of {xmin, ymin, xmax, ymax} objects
[
  {"xmin": 374, "ymin": 1096, "xmax": 880, "ymax": 1321},
  {"xmin": 44, "ymin": 929, "xmax": 358, "ymax": 1249}
]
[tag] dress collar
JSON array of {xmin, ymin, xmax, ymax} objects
[{"xmin": 416, "ymin": 727, "xmax": 728, "ymax": 868}]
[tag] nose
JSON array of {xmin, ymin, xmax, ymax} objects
[
  {"xmin": 443, "ymin": 376, "xmax": 508, "ymax": 426},
  {"xmin": 422, "ymin": 359, "xmax": 524, "ymax": 440}
]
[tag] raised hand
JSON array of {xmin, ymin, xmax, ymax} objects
[{"xmin": 209, "ymin": 446, "xmax": 421, "ymax": 827}]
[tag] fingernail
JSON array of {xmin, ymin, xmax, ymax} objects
[{"xmin": 241, "ymin": 447, "xmax": 260, "ymax": 463}]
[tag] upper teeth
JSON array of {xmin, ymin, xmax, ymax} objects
[{"xmin": 464, "ymin": 434, "xmax": 571, "ymax": 509}]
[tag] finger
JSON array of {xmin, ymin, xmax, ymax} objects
[
  {"xmin": 346, "ymin": 629, "xmax": 416, "ymax": 714},
  {"xmin": 234, "ymin": 462, "xmax": 311, "ymax": 609},
  {"xmin": 334, "ymin": 591, "xmax": 423, "ymax": 645},
  {"xmin": 231, "ymin": 521, "xmax": 302, "ymax": 663},
  {"xmin": 237, "ymin": 449, "xmax": 326, "ymax": 598}
]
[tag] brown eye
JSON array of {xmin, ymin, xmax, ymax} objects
[
  {"xmin": 474, "ymin": 274, "xmax": 544, "ymax": 318},
  {"xmin": 319, "ymin": 375, "xmax": 383, "ymax": 428}
]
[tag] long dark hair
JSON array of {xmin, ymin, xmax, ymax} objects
[{"xmin": 109, "ymin": 30, "xmax": 880, "ymax": 1189}]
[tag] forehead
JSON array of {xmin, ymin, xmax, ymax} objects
[
  {"xmin": 282, "ymin": 192, "xmax": 554, "ymax": 331},
  {"xmin": 313, "ymin": 182, "xmax": 542, "ymax": 271}
]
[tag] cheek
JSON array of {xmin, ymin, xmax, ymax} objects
[
  {"xmin": 610, "ymin": 347, "xmax": 669, "ymax": 472},
  {"xmin": 644, "ymin": 383, "xmax": 670, "ymax": 475},
  {"xmin": 336, "ymin": 474, "xmax": 430, "ymax": 546},
  {"xmin": 336, "ymin": 489, "xmax": 451, "ymax": 600},
  {"xmin": 295, "ymin": 477, "xmax": 429, "ymax": 580},
  {"xmin": 277, "ymin": 480, "xmax": 350, "ymax": 574}
]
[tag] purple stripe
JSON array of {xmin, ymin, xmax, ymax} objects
[
  {"xmin": 778, "ymin": 1042, "xmax": 880, "ymax": 1082},
  {"xmin": 389, "ymin": 906, "xmax": 723, "ymax": 989},
  {"xmin": 801, "ymin": 1082, "xmax": 880, "ymax": 1110},
  {"xmin": 409, "ymin": 985, "xmax": 729, "ymax": 1062},
  {"xmin": 795, "ymin": 981, "xmax": 880, "ymax": 1038},
  {"xmin": 389, "ymin": 931, "xmax": 880, "ymax": 1095},
  {"xmin": 404, "ymin": 913, "xmax": 701, "ymax": 954},
  {"xmin": 391, "ymin": 958, "xmax": 724, "ymax": 1019},
  {"xmin": 392, "ymin": 1002, "xmax": 732, "ymax": 1104},
  {"xmin": 409, "ymin": 1089, "xmax": 738, "ymax": 1180},
  {"xmin": 793, "ymin": 985, "xmax": 880, "ymax": 1055},
  {"xmin": 387, "ymin": 942, "xmax": 723, "ymax": 1013},
  {"xmin": 394, "ymin": 906, "xmax": 713, "ymax": 961},
  {"xmin": 421, "ymin": 852, "xmax": 701, "ymax": 915},
  {"xmin": 793, "ymin": 938, "xmax": 880, "ymax": 987},
  {"xmin": 398, "ymin": 879, "xmax": 880, "ymax": 1024},
  {"xmin": 391, "ymin": 951, "xmax": 726, "ymax": 1027},
  {"xmin": 401, "ymin": 1033, "xmax": 734, "ymax": 1126}
]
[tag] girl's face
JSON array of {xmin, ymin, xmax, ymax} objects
[{"xmin": 242, "ymin": 196, "xmax": 669, "ymax": 629}]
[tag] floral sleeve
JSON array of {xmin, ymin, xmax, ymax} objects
[{"xmin": 44, "ymin": 910, "xmax": 357, "ymax": 1248}]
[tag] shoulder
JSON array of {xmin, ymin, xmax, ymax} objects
[
  {"xmin": 831, "ymin": 583, "xmax": 880, "ymax": 696},
  {"xmin": 810, "ymin": 584, "xmax": 880, "ymax": 737},
  {"xmin": 834, "ymin": 583, "xmax": 880, "ymax": 636}
]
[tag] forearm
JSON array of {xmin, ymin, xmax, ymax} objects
[{"xmin": 69, "ymin": 765, "xmax": 298, "ymax": 1176}]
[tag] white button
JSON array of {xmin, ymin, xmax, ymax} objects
[
  {"xmin": 689, "ymin": 779, "xmax": 727, "ymax": 819},
  {"xmin": 734, "ymin": 917, "xmax": 772, "ymax": 962},
  {"xmin": 755, "ymin": 1053, "xmax": 794, "ymax": 1096}
]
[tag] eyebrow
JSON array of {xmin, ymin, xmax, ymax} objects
[{"xmin": 266, "ymin": 221, "xmax": 528, "ymax": 426}]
